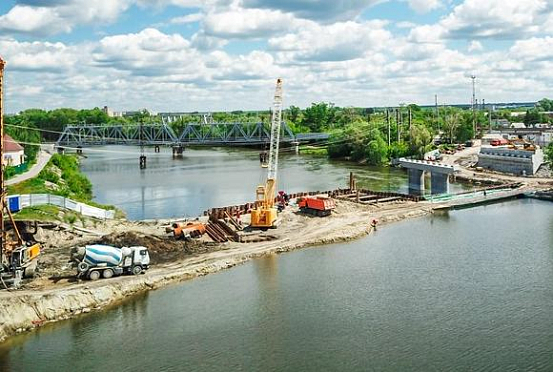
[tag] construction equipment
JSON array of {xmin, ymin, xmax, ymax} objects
[
  {"xmin": 0, "ymin": 56, "xmax": 42, "ymax": 288},
  {"xmin": 71, "ymin": 244, "xmax": 150, "ymax": 280},
  {"xmin": 168, "ymin": 221, "xmax": 206, "ymax": 240},
  {"xmin": 251, "ymin": 78, "xmax": 283, "ymax": 228},
  {"xmin": 297, "ymin": 196, "xmax": 336, "ymax": 217}
]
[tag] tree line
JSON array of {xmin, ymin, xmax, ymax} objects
[{"xmin": 4, "ymin": 98, "xmax": 551, "ymax": 167}]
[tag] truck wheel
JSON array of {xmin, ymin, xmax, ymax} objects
[
  {"xmin": 78, "ymin": 262, "xmax": 90, "ymax": 273},
  {"xmin": 132, "ymin": 266, "xmax": 143, "ymax": 275},
  {"xmin": 89, "ymin": 270, "xmax": 101, "ymax": 281},
  {"xmin": 103, "ymin": 269, "xmax": 114, "ymax": 279}
]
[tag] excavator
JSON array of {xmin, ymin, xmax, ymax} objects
[
  {"xmin": 0, "ymin": 56, "xmax": 41, "ymax": 288},
  {"xmin": 250, "ymin": 78, "xmax": 283, "ymax": 228}
]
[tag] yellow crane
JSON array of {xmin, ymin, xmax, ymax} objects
[
  {"xmin": 251, "ymin": 78, "xmax": 283, "ymax": 228},
  {"xmin": 0, "ymin": 56, "xmax": 41, "ymax": 288}
]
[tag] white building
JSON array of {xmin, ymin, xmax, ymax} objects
[{"xmin": 3, "ymin": 134, "xmax": 24, "ymax": 166}]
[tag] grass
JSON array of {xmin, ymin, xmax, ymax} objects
[
  {"xmin": 300, "ymin": 146, "xmax": 328, "ymax": 156},
  {"xmin": 13, "ymin": 205, "xmax": 60, "ymax": 222},
  {"xmin": 6, "ymin": 154, "xmax": 124, "ymax": 221}
]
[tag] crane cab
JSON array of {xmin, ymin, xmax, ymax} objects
[{"xmin": 251, "ymin": 207, "xmax": 278, "ymax": 228}]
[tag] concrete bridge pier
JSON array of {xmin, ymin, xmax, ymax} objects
[
  {"xmin": 408, "ymin": 169, "xmax": 425, "ymax": 194},
  {"xmin": 431, "ymin": 173, "xmax": 449, "ymax": 195}
]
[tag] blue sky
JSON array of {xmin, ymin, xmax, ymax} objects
[{"xmin": 0, "ymin": 0, "xmax": 552, "ymax": 112}]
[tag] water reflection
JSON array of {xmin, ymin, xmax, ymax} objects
[{"xmin": 80, "ymin": 146, "xmax": 473, "ymax": 220}]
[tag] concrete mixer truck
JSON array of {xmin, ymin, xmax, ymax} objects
[{"xmin": 72, "ymin": 244, "xmax": 150, "ymax": 280}]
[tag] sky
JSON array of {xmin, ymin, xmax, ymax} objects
[{"xmin": 0, "ymin": 0, "xmax": 552, "ymax": 113}]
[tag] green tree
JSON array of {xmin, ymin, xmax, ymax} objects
[
  {"xmin": 302, "ymin": 102, "xmax": 336, "ymax": 132},
  {"xmin": 364, "ymin": 128, "xmax": 388, "ymax": 165},
  {"xmin": 410, "ymin": 124, "xmax": 433, "ymax": 159},
  {"xmin": 537, "ymin": 98, "xmax": 553, "ymax": 111},
  {"xmin": 287, "ymin": 105, "xmax": 301, "ymax": 124},
  {"xmin": 443, "ymin": 111, "xmax": 460, "ymax": 143},
  {"xmin": 523, "ymin": 109, "xmax": 542, "ymax": 126},
  {"xmin": 545, "ymin": 143, "xmax": 553, "ymax": 162}
]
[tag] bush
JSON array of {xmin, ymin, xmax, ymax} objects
[{"xmin": 40, "ymin": 169, "xmax": 60, "ymax": 183}]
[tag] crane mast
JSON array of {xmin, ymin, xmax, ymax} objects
[
  {"xmin": 0, "ymin": 57, "xmax": 40, "ymax": 286},
  {"xmin": 0, "ymin": 56, "xmax": 6, "ymax": 270},
  {"xmin": 251, "ymin": 78, "xmax": 283, "ymax": 228}
]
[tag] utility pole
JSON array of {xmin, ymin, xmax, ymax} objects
[
  {"xmin": 489, "ymin": 105, "xmax": 492, "ymax": 134},
  {"xmin": 386, "ymin": 109, "xmax": 391, "ymax": 147},
  {"xmin": 396, "ymin": 108, "xmax": 401, "ymax": 143},
  {"xmin": 408, "ymin": 107, "xmax": 412, "ymax": 145},
  {"xmin": 139, "ymin": 113, "xmax": 146, "ymax": 169},
  {"xmin": 471, "ymin": 75, "xmax": 477, "ymax": 136},
  {"xmin": 435, "ymin": 94, "xmax": 439, "ymax": 130}
]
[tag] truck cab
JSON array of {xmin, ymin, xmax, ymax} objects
[{"xmin": 123, "ymin": 246, "xmax": 150, "ymax": 275}]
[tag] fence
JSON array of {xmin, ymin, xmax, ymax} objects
[{"xmin": 7, "ymin": 194, "xmax": 115, "ymax": 219}]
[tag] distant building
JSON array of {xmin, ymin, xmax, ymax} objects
[
  {"xmin": 478, "ymin": 146, "xmax": 544, "ymax": 176},
  {"xmin": 510, "ymin": 122, "xmax": 526, "ymax": 129},
  {"xmin": 492, "ymin": 119, "xmax": 510, "ymax": 128},
  {"xmin": 3, "ymin": 134, "xmax": 24, "ymax": 166},
  {"xmin": 102, "ymin": 106, "xmax": 114, "ymax": 117}
]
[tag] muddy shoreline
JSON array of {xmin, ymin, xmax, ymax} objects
[{"xmin": 0, "ymin": 201, "xmax": 431, "ymax": 343}]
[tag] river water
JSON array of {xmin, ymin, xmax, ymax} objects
[
  {"xmin": 77, "ymin": 146, "xmax": 469, "ymax": 220},
  {"xmin": 1, "ymin": 199, "xmax": 552, "ymax": 371}
]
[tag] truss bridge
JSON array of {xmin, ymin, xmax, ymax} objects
[{"xmin": 56, "ymin": 120, "xmax": 329, "ymax": 147}]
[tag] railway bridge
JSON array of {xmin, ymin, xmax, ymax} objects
[{"xmin": 56, "ymin": 121, "xmax": 329, "ymax": 147}]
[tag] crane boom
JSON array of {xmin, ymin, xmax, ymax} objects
[
  {"xmin": 267, "ymin": 78, "xmax": 283, "ymax": 182},
  {"xmin": 251, "ymin": 78, "xmax": 283, "ymax": 228}
]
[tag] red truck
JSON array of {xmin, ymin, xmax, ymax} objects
[{"xmin": 297, "ymin": 196, "xmax": 336, "ymax": 217}]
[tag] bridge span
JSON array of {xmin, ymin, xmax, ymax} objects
[
  {"xmin": 397, "ymin": 158, "xmax": 458, "ymax": 195},
  {"xmin": 56, "ymin": 122, "xmax": 329, "ymax": 147}
]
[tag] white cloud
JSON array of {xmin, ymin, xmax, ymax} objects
[
  {"xmin": 202, "ymin": 7, "xmax": 300, "ymax": 39},
  {"xmin": 440, "ymin": 0, "xmax": 551, "ymax": 39},
  {"xmin": 0, "ymin": 0, "xmax": 203, "ymax": 36},
  {"xmin": 170, "ymin": 12, "xmax": 203, "ymax": 24},
  {"xmin": 241, "ymin": 0, "xmax": 382, "ymax": 22},
  {"xmin": 0, "ymin": 0, "xmax": 132, "ymax": 36},
  {"xmin": 510, "ymin": 37, "xmax": 553, "ymax": 61},
  {"xmin": 269, "ymin": 20, "xmax": 392, "ymax": 62},
  {"xmin": 407, "ymin": 0, "xmax": 441, "ymax": 14},
  {"xmin": 468, "ymin": 40, "xmax": 483, "ymax": 52}
]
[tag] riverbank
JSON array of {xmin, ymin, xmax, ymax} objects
[
  {"xmin": 3, "ymin": 182, "xmax": 546, "ymax": 343},
  {"xmin": 0, "ymin": 198, "xmax": 433, "ymax": 343}
]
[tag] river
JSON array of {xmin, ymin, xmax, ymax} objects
[
  {"xmin": 1, "ymin": 199, "xmax": 552, "ymax": 371},
  {"xmin": 77, "ymin": 146, "xmax": 470, "ymax": 220}
]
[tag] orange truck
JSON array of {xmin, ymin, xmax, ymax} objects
[
  {"xmin": 169, "ymin": 222, "xmax": 206, "ymax": 239},
  {"xmin": 297, "ymin": 196, "xmax": 336, "ymax": 217}
]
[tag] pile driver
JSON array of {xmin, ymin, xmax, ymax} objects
[{"xmin": 250, "ymin": 78, "xmax": 283, "ymax": 228}]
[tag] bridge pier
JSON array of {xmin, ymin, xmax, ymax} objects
[
  {"xmin": 139, "ymin": 155, "xmax": 147, "ymax": 169},
  {"xmin": 172, "ymin": 145, "xmax": 184, "ymax": 158},
  {"xmin": 408, "ymin": 169, "xmax": 425, "ymax": 195},
  {"xmin": 431, "ymin": 173, "xmax": 449, "ymax": 195},
  {"xmin": 399, "ymin": 158, "xmax": 457, "ymax": 197}
]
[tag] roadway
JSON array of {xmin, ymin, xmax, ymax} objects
[{"xmin": 6, "ymin": 145, "xmax": 54, "ymax": 186}]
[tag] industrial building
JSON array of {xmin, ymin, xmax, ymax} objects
[{"xmin": 478, "ymin": 146, "xmax": 545, "ymax": 176}]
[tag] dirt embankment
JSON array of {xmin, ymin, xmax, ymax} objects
[{"xmin": 0, "ymin": 199, "xmax": 433, "ymax": 343}]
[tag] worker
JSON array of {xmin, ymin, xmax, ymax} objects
[{"xmin": 370, "ymin": 218, "xmax": 378, "ymax": 230}]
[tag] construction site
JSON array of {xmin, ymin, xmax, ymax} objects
[{"xmin": 1, "ymin": 68, "xmax": 552, "ymax": 344}]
